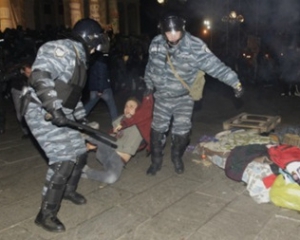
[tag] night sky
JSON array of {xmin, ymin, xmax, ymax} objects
[{"xmin": 140, "ymin": 0, "xmax": 300, "ymax": 49}]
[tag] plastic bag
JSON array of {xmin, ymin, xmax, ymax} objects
[{"xmin": 269, "ymin": 174, "xmax": 300, "ymax": 211}]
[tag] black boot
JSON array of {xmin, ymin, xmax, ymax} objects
[
  {"xmin": 35, "ymin": 161, "xmax": 74, "ymax": 232},
  {"xmin": 171, "ymin": 133, "xmax": 190, "ymax": 174},
  {"xmin": 147, "ymin": 129, "xmax": 165, "ymax": 176},
  {"xmin": 63, "ymin": 153, "xmax": 87, "ymax": 205},
  {"xmin": 35, "ymin": 202, "xmax": 65, "ymax": 233}
]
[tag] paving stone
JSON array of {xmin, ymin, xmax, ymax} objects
[
  {"xmin": 256, "ymin": 214, "xmax": 300, "ymax": 240},
  {"xmin": 0, "ymin": 226, "xmax": 44, "ymax": 240},
  {"xmin": 0, "ymin": 194, "xmax": 40, "ymax": 230},
  {"xmin": 0, "ymin": 143, "xmax": 41, "ymax": 163},
  {"xmin": 226, "ymin": 194, "xmax": 278, "ymax": 217},
  {"xmin": 276, "ymin": 207, "xmax": 300, "ymax": 221},
  {"xmin": 50, "ymin": 206, "xmax": 147, "ymax": 240},
  {"xmin": 0, "ymin": 164, "xmax": 45, "ymax": 205},
  {"xmin": 0, "ymin": 156, "xmax": 44, "ymax": 179},
  {"xmin": 112, "ymin": 165, "xmax": 173, "ymax": 194},
  {"xmin": 88, "ymin": 185, "xmax": 134, "ymax": 205},
  {"xmin": 188, "ymin": 195, "xmax": 279, "ymax": 240},
  {"xmin": 120, "ymin": 176, "xmax": 201, "ymax": 217},
  {"xmin": 0, "ymin": 140, "xmax": 18, "ymax": 152},
  {"xmin": 181, "ymin": 155, "xmax": 224, "ymax": 183},
  {"xmin": 124, "ymin": 192, "xmax": 228, "ymax": 240},
  {"xmin": 195, "ymin": 172, "xmax": 246, "ymax": 202},
  {"xmin": 59, "ymin": 197, "xmax": 112, "ymax": 229}
]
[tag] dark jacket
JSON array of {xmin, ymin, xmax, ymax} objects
[{"xmin": 88, "ymin": 54, "xmax": 110, "ymax": 92}]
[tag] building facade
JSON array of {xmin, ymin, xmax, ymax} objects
[{"xmin": 0, "ymin": 0, "xmax": 140, "ymax": 35}]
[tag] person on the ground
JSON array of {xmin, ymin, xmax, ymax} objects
[
  {"xmin": 144, "ymin": 12, "xmax": 244, "ymax": 176},
  {"xmin": 23, "ymin": 18, "xmax": 109, "ymax": 233},
  {"xmin": 10, "ymin": 61, "xmax": 32, "ymax": 138},
  {"xmin": 82, "ymin": 93, "xmax": 153, "ymax": 183},
  {"xmin": 84, "ymin": 51, "xmax": 118, "ymax": 122}
]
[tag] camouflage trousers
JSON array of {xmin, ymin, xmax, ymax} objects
[{"xmin": 152, "ymin": 94, "xmax": 194, "ymax": 135}]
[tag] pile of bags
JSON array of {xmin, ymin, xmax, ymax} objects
[{"xmin": 194, "ymin": 128, "xmax": 300, "ymax": 211}]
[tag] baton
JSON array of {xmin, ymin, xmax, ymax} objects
[{"xmin": 44, "ymin": 113, "xmax": 117, "ymax": 148}]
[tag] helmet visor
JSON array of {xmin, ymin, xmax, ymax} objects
[
  {"xmin": 95, "ymin": 33, "xmax": 110, "ymax": 53},
  {"xmin": 160, "ymin": 16, "xmax": 184, "ymax": 33}
]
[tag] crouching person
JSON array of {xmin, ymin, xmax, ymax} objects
[{"xmin": 82, "ymin": 93, "xmax": 153, "ymax": 183}]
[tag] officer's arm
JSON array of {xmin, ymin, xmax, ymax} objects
[
  {"xmin": 143, "ymin": 60, "xmax": 154, "ymax": 91},
  {"xmin": 193, "ymin": 41, "xmax": 240, "ymax": 88},
  {"xmin": 29, "ymin": 43, "xmax": 63, "ymax": 112},
  {"xmin": 143, "ymin": 41, "xmax": 156, "ymax": 91},
  {"xmin": 29, "ymin": 70, "xmax": 62, "ymax": 112},
  {"xmin": 73, "ymin": 101, "xmax": 87, "ymax": 122}
]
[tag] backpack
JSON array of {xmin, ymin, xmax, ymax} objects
[{"xmin": 268, "ymin": 144, "xmax": 300, "ymax": 169}]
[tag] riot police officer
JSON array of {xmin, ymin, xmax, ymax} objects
[
  {"xmin": 24, "ymin": 18, "xmax": 109, "ymax": 232},
  {"xmin": 144, "ymin": 12, "xmax": 244, "ymax": 176}
]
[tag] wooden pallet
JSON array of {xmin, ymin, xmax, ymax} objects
[{"xmin": 223, "ymin": 112, "xmax": 281, "ymax": 133}]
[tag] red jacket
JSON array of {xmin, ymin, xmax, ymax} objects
[{"xmin": 120, "ymin": 94, "xmax": 153, "ymax": 152}]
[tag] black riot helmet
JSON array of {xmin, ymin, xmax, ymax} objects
[
  {"xmin": 159, "ymin": 13, "xmax": 186, "ymax": 46},
  {"xmin": 72, "ymin": 18, "xmax": 110, "ymax": 53}
]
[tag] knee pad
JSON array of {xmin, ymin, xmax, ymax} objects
[
  {"xmin": 151, "ymin": 128, "xmax": 166, "ymax": 146},
  {"xmin": 49, "ymin": 161, "xmax": 75, "ymax": 184}
]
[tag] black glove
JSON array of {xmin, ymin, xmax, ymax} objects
[
  {"xmin": 233, "ymin": 83, "xmax": 244, "ymax": 98},
  {"xmin": 50, "ymin": 109, "xmax": 68, "ymax": 127},
  {"xmin": 77, "ymin": 117, "xmax": 88, "ymax": 125}
]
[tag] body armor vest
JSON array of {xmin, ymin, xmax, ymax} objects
[{"xmin": 55, "ymin": 56, "xmax": 87, "ymax": 109}]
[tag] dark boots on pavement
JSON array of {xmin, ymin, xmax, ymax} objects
[
  {"xmin": 35, "ymin": 161, "xmax": 74, "ymax": 232},
  {"xmin": 63, "ymin": 153, "xmax": 87, "ymax": 205},
  {"xmin": 36, "ymin": 154, "xmax": 87, "ymax": 233},
  {"xmin": 147, "ymin": 129, "xmax": 165, "ymax": 176},
  {"xmin": 171, "ymin": 133, "xmax": 189, "ymax": 174}
]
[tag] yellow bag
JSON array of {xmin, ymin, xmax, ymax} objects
[{"xmin": 269, "ymin": 174, "xmax": 300, "ymax": 211}]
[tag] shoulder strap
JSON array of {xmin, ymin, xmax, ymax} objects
[{"xmin": 166, "ymin": 53, "xmax": 191, "ymax": 91}]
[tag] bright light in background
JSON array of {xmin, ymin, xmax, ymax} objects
[
  {"xmin": 204, "ymin": 20, "xmax": 211, "ymax": 29},
  {"xmin": 157, "ymin": 0, "xmax": 165, "ymax": 4},
  {"xmin": 202, "ymin": 19, "xmax": 212, "ymax": 46},
  {"xmin": 222, "ymin": 11, "xmax": 244, "ymax": 23},
  {"xmin": 203, "ymin": 20, "xmax": 211, "ymax": 33},
  {"xmin": 230, "ymin": 11, "xmax": 237, "ymax": 19},
  {"xmin": 204, "ymin": 20, "xmax": 209, "ymax": 25},
  {"xmin": 243, "ymin": 53, "xmax": 252, "ymax": 59}
]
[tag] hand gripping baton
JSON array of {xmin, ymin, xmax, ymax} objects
[{"xmin": 44, "ymin": 113, "xmax": 117, "ymax": 148}]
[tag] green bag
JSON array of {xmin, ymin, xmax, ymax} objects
[
  {"xmin": 167, "ymin": 53, "xmax": 206, "ymax": 101},
  {"xmin": 189, "ymin": 71, "xmax": 206, "ymax": 101}
]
